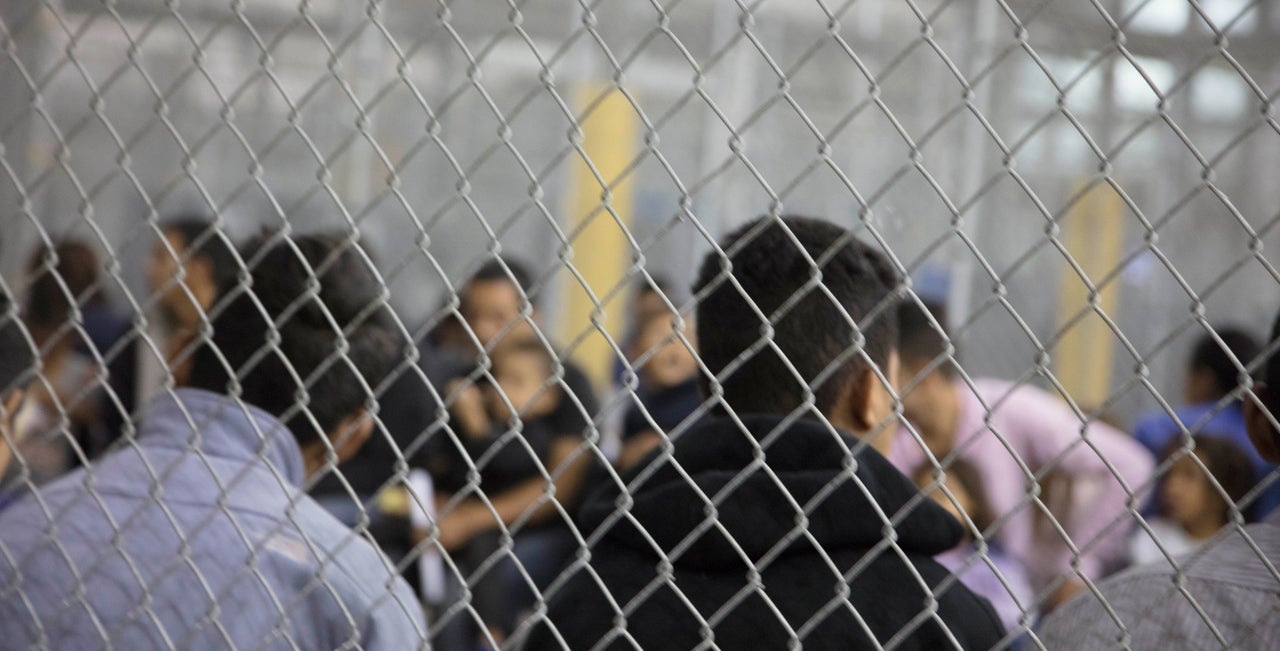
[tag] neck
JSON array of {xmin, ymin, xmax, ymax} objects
[{"xmin": 827, "ymin": 410, "xmax": 895, "ymax": 457}]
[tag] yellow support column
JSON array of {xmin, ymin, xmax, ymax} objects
[
  {"xmin": 559, "ymin": 85, "xmax": 638, "ymax": 390},
  {"xmin": 1052, "ymin": 182, "xmax": 1126, "ymax": 409}
]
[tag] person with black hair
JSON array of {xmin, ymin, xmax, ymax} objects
[
  {"xmin": 525, "ymin": 216, "xmax": 1004, "ymax": 650},
  {"xmin": 617, "ymin": 312, "xmax": 702, "ymax": 470},
  {"xmin": 1132, "ymin": 327, "xmax": 1279, "ymax": 518},
  {"xmin": 1040, "ymin": 311, "xmax": 1280, "ymax": 647},
  {"xmin": 0, "ymin": 289, "xmax": 36, "ymax": 503},
  {"xmin": 0, "ymin": 233, "xmax": 427, "ymax": 649},
  {"xmin": 424, "ymin": 257, "xmax": 600, "ymax": 648},
  {"xmin": 103, "ymin": 217, "xmax": 241, "ymax": 449},
  {"xmin": 889, "ymin": 298, "xmax": 1153, "ymax": 611},
  {"xmin": 912, "ymin": 459, "xmax": 1034, "ymax": 634},
  {"xmin": 612, "ymin": 276, "xmax": 676, "ymax": 389},
  {"xmin": 16, "ymin": 243, "xmax": 111, "ymax": 480},
  {"xmin": 1128, "ymin": 435, "xmax": 1255, "ymax": 565}
]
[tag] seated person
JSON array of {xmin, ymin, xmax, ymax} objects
[
  {"xmin": 0, "ymin": 233, "xmax": 427, "ymax": 648},
  {"xmin": 525, "ymin": 216, "xmax": 1004, "ymax": 650},
  {"xmin": 890, "ymin": 299, "xmax": 1153, "ymax": 610},
  {"xmin": 1129, "ymin": 435, "xmax": 1253, "ymax": 565},
  {"xmin": 14, "ymin": 244, "xmax": 105, "ymax": 483},
  {"xmin": 617, "ymin": 313, "xmax": 702, "ymax": 470},
  {"xmin": 914, "ymin": 459, "xmax": 1034, "ymax": 634},
  {"xmin": 0, "ymin": 290, "xmax": 37, "ymax": 508},
  {"xmin": 1131, "ymin": 327, "xmax": 1280, "ymax": 519},
  {"xmin": 1039, "ymin": 311, "xmax": 1280, "ymax": 647},
  {"xmin": 425, "ymin": 339, "xmax": 594, "ymax": 646},
  {"xmin": 611, "ymin": 277, "xmax": 675, "ymax": 387}
]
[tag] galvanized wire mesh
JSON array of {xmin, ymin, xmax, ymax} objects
[{"xmin": 1, "ymin": 0, "xmax": 1279, "ymax": 649}]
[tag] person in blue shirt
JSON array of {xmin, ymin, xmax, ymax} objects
[
  {"xmin": 1132, "ymin": 327, "xmax": 1280, "ymax": 519},
  {"xmin": 0, "ymin": 232, "xmax": 428, "ymax": 649}
]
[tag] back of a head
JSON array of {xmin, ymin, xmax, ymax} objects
[
  {"xmin": 187, "ymin": 233, "xmax": 402, "ymax": 447},
  {"xmin": 898, "ymin": 298, "xmax": 954, "ymax": 377},
  {"xmin": 692, "ymin": 216, "xmax": 899, "ymax": 416},
  {"xmin": 161, "ymin": 217, "xmax": 241, "ymax": 291}
]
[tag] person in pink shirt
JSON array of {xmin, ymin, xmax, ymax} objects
[{"xmin": 889, "ymin": 299, "xmax": 1154, "ymax": 612}]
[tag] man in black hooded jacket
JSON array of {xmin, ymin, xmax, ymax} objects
[{"xmin": 524, "ymin": 216, "xmax": 1005, "ymax": 650}]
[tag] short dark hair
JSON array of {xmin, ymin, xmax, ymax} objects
[
  {"xmin": 692, "ymin": 216, "xmax": 899, "ymax": 416},
  {"xmin": 467, "ymin": 257, "xmax": 533, "ymax": 299},
  {"xmin": 1190, "ymin": 327, "xmax": 1260, "ymax": 400},
  {"xmin": 493, "ymin": 337, "xmax": 555, "ymax": 376},
  {"xmin": 1160, "ymin": 435, "xmax": 1254, "ymax": 521},
  {"xmin": 47, "ymin": 240, "xmax": 105, "ymax": 305},
  {"xmin": 160, "ymin": 217, "xmax": 240, "ymax": 292},
  {"xmin": 24, "ymin": 246, "xmax": 75, "ymax": 335},
  {"xmin": 0, "ymin": 290, "xmax": 35, "ymax": 398},
  {"xmin": 898, "ymin": 298, "xmax": 955, "ymax": 378},
  {"xmin": 187, "ymin": 234, "xmax": 402, "ymax": 447}
]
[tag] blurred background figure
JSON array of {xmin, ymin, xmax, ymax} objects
[
  {"xmin": 617, "ymin": 313, "xmax": 701, "ymax": 470},
  {"xmin": 1131, "ymin": 328, "xmax": 1279, "ymax": 519},
  {"xmin": 0, "ymin": 289, "xmax": 37, "ymax": 509},
  {"xmin": 423, "ymin": 258, "xmax": 599, "ymax": 649},
  {"xmin": 104, "ymin": 218, "xmax": 240, "ymax": 448},
  {"xmin": 891, "ymin": 298, "xmax": 1153, "ymax": 611},
  {"xmin": 612, "ymin": 277, "xmax": 675, "ymax": 390},
  {"xmin": 13, "ymin": 243, "xmax": 107, "ymax": 482},
  {"xmin": 1129, "ymin": 435, "xmax": 1254, "ymax": 565},
  {"xmin": 43, "ymin": 240, "xmax": 128, "ymax": 358},
  {"xmin": 914, "ymin": 459, "xmax": 1034, "ymax": 636}
]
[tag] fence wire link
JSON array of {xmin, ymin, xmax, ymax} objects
[{"xmin": 1, "ymin": 0, "xmax": 1278, "ymax": 649}]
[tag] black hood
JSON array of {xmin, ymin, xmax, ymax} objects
[{"xmin": 581, "ymin": 414, "xmax": 963, "ymax": 570}]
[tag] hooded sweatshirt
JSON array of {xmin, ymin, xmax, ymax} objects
[{"xmin": 524, "ymin": 415, "xmax": 1005, "ymax": 650}]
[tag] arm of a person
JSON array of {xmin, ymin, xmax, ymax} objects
[
  {"xmin": 1005, "ymin": 385, "xmax": 1154, "ymax": 588},
  {"xmin": 429, "ymin": 436, "xmax": 593, "ymax": 551},
  {"xmin": 617, "ymin": 430, "xmax": 663, "ymax": 470}
]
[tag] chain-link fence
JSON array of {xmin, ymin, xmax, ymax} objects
[{"xmin": 1, "ymin": 0, "xmax": 1278, "ymax": 648}]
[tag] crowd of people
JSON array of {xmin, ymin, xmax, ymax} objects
[{"xmin": 0, "ymin": 214, "xmax": 1276, "ymax": 649}]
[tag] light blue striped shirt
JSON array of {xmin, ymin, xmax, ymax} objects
[
  {"xmin": 1038, "ymin": 513, "xmax": 1280, "ymax": 649},
  {"xmin": 0, "ymin": 389, "xmax": 428, "ymax": 650}
]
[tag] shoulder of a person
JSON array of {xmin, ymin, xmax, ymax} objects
[{"xmin": 292, "ymin": 499, "xmax": 405, "ymax": 595}]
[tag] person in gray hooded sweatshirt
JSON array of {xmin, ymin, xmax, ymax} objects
[
  {"xmin": 525, "ymin": 216, "xmax": 1005, "ymax": 650},
  {"xmin": 0, "ymin": 233, "xmax": 427, "ymax": 649}
]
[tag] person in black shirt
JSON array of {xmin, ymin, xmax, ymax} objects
[
  {"xmin": 618, "ymin": 313, "xmax": 702, "ymax": 470},
  {"xmin": 423, "ymin": 259, "xmax": 599, "ymax": 648},
  {"xmin": 525, "ymin": 216, "xmax": 1004, "ymax": 650}
]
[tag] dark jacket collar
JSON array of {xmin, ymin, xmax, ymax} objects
[{"xmin": 582, "ymin": 414, "xmax": 962, "ymax": 570}]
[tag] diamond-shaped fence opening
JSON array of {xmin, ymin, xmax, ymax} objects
[{"xmin": 1, "ymin": 0, "xmax": 1279, "ymax": 649}]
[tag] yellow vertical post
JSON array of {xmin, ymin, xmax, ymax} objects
[
  {"xmin": 559, "ymin": 84, "xmax": 638, "ymax": 390},
  {"xmin": 1052, "ymin": 182, "xmax": 1126, "ymax": 409}
]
